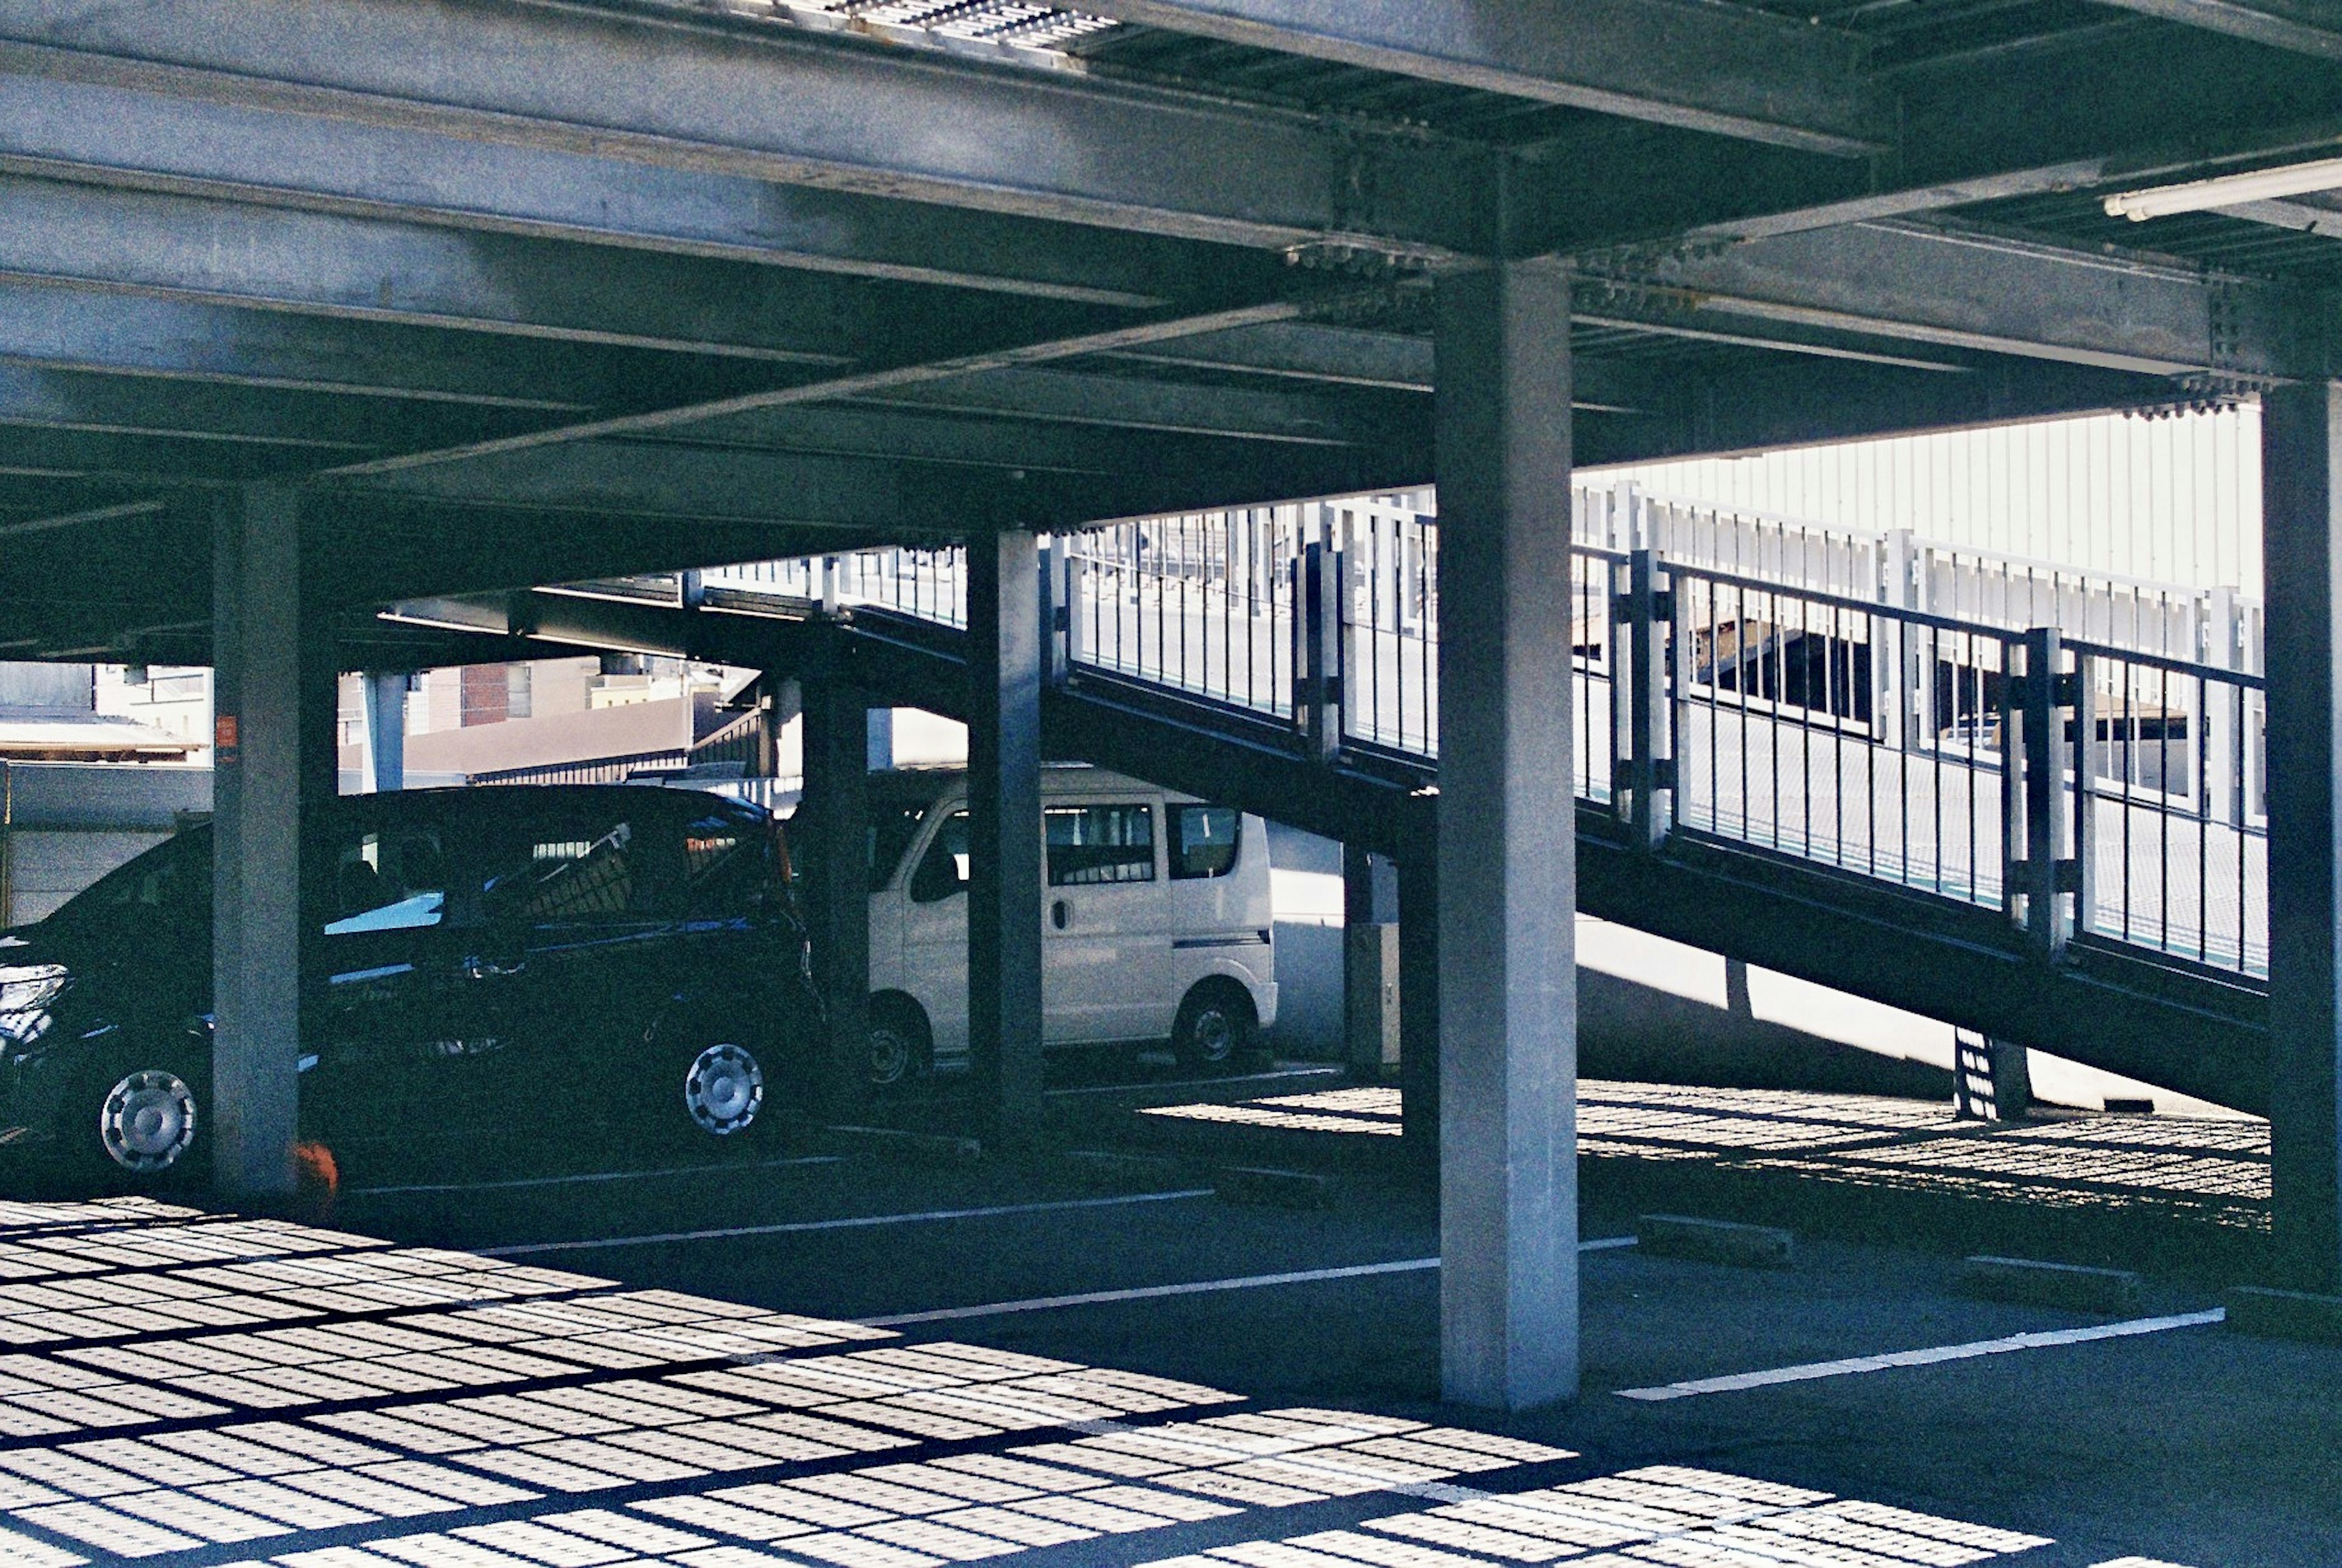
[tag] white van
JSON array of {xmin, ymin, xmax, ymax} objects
[{"xmin": 861, "ymin": 764, "xmax": 1277, "ymax": 1086}]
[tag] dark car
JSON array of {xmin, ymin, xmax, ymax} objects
[{"xmin": 0, "ymin": 785, "xmax": 815, "ymax": 1187}]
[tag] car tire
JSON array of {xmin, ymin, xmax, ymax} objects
[
  {"xmin": 1171, "ymin": 983, "xmax": 1259, "ymax": 1075},
  {"xmin": 76, "ymin": 1064, "xmax": 206, "ymax": 1190},
  {"xmin": 864, "ymin": 998, "xmax": 930, "ymax": 1092},
  {"xmin": 678, "ymin": 1038, "xmax": 768, "ymax": 1141}
]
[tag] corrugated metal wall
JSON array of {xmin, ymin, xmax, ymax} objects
[{"xmin": 1586, "ymin": 403, "xmax": 2263, "ymax": 597}]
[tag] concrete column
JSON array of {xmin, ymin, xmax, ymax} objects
[
  {"xmin": 1397, "ymin": 846, "xmax": 1439, "ymax": 1161},
  {"xmin": 1432, "ymin": 259, "xmax": 1579, "ymax": 1409},
  {"xmin": 212, "ymin": 485, "xmax": 336, "ymax": 1197},
  {"xmin": 867, "ymin": 708, "xmax": 895, "ymax": 771},
  {"xmin": 801, "ymin": 660, "xmax": 870, "ymax": 1119},
  {"xmin": 2264, "ymin": 378, "xmax": 2342, "ymax": 1292},
  {"xmin": 362, "ymin": 672, "xmax": 406, "ymax": 794},
  {"xmin": 966, "ymin": 530, "xmax": 1045, "ymax": 1144},
  {"xmin": 1345, "ymin": 845, "xmax": 1400, "ymax": 1077}
]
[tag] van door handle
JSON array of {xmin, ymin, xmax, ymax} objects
[{"xmin": 1051, "ymin": 900, "xmax": 1069, "ymax": 930}]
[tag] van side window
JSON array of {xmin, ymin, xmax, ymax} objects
[
  {"xmin": 327, "ymin": 828, "xmax": 448, "ymax": 934},
  {"xmin": 1047, "ymin": 804, "xmax": 1155, "ymax": 886},
  {"xmin": 911, "ymin": 810, "xmax": 970, "ymax": 903},
  {"xmin": 870, "ymin": 804, "xmax": 930, "ymax": 892},
  {"xmin": 1168, "ymin": 805, "xmax": 1242, "ymax": 880}
]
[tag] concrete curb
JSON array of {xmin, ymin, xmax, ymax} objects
[
  {"xmin": 823, "ymin": 1124, "xmax": 984, "ymax": 1165},
  {"xmin": 1636, "ymin": 1214, "xmax": 1794, "ymax": 1268},
  {"xmin": 1962, "ymin": 1255, "xmax": 2141, "ymax": 1312},
  {"xmin": 1215, "ymin": 1165, "xmax": 1341, "ymax": 1208},
  {"xmin": 2223, "ymin": 1285, "xmax": 2342, "ymax": 1344},
  {"xmin": 1061, "ymin": 1148, "xmax": 1196, "ymax": 1189}
]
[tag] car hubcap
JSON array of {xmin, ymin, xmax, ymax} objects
[
  {"xmin": 99, "ymin": 1070, "xmax": 196, "ymax": 1173},
  {"xmin": 684, "ymin": 1043, "xmax": 763, "ymax": 1135},
  {"xmin": 1194, "ymin": 1008, "xmax": 1235, "ymax": 1062},
  {"xmin": 867, "ymin": 1026, "xmax": 911, "ymax": 1087}
]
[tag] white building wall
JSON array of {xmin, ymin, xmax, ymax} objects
[{"xmin": 1586, "ymin": 402, "xmax": 2264, "ymax": 598}]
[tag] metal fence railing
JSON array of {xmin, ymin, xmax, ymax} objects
[{"xmin": 656, "ymin": 484, "xmax": 2269, "ymax": 981}]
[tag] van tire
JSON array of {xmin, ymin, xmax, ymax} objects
[
  {"xmin": 865, "ymin": 996, "xmax": 931, "ymax": 1092},
  {"xmin": 1172, "ymin": 983, "xmax": 1259, "ymax": 1074}
]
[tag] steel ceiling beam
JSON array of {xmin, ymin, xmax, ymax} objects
[
  {"xmin": 0, "ymin": 364, "xmax": 535, "ymax": 453},
  {"xmin": 1583, "ymin": 357, "xmax": 2182, "ymax": 465},
  {"xmin": 0, "ymin": 2, "xmax": 1488, "ymax": 257},
  {"xmin": 1072, "ymin": 0, "xmax": 1876, "ymax": 156},
  {"xmin": 0, "ymin": 280, "xmax": 750, "ymax": 412},
  {"xmin": 0, "ymin": 70, "xmax": 1280, "ymax": 309},
  {"xmin": 2091, "ymin": 0, "xmax": 2342, "ymax": 60},
  {"xmin": 1623, "ymin": 221, "xmax": 2318, "ymax": 380},
  {"xmin": 335, "ymin": 432, "xmax": 1428, "ymax": 533},
  {"xmin": 0, "ymin": 173, "xmax": 1141, "ymax": 367}
]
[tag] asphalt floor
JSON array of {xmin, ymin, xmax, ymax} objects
[{"xmin": 0, "ymin": 1066, "xmax": 2330, "ymax": 1568}]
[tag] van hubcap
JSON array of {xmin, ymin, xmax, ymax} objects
[
  {"xmin": 99, "ymin": 1070, "xmax": 196, "ymax": 1173},
  {"xmin": 866, "ymin": 1025, "xmax": 912, "ymax": 1087},
  {"xmin": 1192, "ymin": 1008, "xmax": 1236, "ymax": 1063},
  {"xmin": 684, "ymin": 1044, "xmax": 763, "ymax": 1135}
]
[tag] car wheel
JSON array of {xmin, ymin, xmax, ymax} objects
[
  {"xmin": 681, "ymin": 1040, "xmax": 765, "ymax": 1137},
  {"xmin": 92, "ymin": 1067, "xmax": 203, "ymax": 1184},
  {"xmin": 1172, "ymin": 984, "xmax": 1257, "ymax": 1074},
  {"xmin": 865, "ymin": 999, "xmax": 930, "ymax": 1092}
]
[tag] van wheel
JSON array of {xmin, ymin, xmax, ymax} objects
[
  {"xmin": 1172, "ymin": 984, "xmax": 1258, "ymax": 1074},
  {"xmin": 77, "ymin": 1065, "xmax": 205, "ymax": 1189},
  {"xmin": 865, "ymin": 998, "xmax": 930, "ymax": 1092}
]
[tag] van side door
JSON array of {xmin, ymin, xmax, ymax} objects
[
  {"xmin": 1042, "ymin": 798, "xmax": 1166, "ymax": 1045},
  {"xmin": 897, "ymin": 804, "xmax": 971, "ymax": 1059}
]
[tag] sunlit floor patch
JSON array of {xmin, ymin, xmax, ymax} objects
[
  {"xmin": 1136, "ymin": 1466, "xmax": 2054, "ymax": 1568},
  {"xmin": 0, "ymin": 1201, "xmax": 2207, "ymax": 1568},
  {"xmin": 1140, "ymin": 1083, "xmax": 2272, "ymax": 1229}
]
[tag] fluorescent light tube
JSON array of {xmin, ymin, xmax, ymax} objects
[{"xmin": 2104, "ymin": 156, "xmax": 2342, "ymax": 221}]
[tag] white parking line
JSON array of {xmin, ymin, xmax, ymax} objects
[
  {"xmin": 475, "ymin": 1188, "xmax": 1218, "ymax": 1255},
  {"xmin": 865, "ymin": 1237, "xmax": 1639, "ymax": 1326},
  {"xmin": 348, "ymin": 1154, "xmax": 844, "ymax": 1197},
  {"xmin": 1615, "ymin": 1308, "xmax": 2227, "ymax": 1402}
]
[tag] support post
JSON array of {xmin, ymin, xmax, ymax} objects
[
  {"xmin": 800, "ymin": 660, "xmax": 870, "ymax": 1120},
  {"xmin": 362, "ymin": 672, "xmax": 406, "ymax": 795},
  {"xmin": 1397, "ymin": 845, "xmax": 1439, "ymax": 1167},
  {"xmin": 1344, "ymin": 844, "xmax": 1399, "ymax": 1079},
  {"xmin": 967, "ymin": 529, "xmax": 1045, "ymax": 1146},
  {"xmin": 1622, "ymin": 546, "xmax": 1673, "ymax": 851},
  {"xmin": 212, "ymin": 485, "xmax": 335, "ymax": 1198},
  {"xmin": 2264, "ymin": 378, "xmax": 2342, "ymax": 1292},
  {"xmin": 2011, "ymin": 626, "xmax": 2071, "ymax": 959},
  {"xmin": 1433, "ymin": 258, "xmax": 1579, "ymax": 1409},
  {"xmin": 1297, "ymin": 539, "xmax": 1342, "ymax": 763}
]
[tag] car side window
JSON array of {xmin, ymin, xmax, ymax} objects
[
  {"xmin": 1168, "ymin": 805, "xmax": 1242, "ymax": 879},
  {"xmin": 326, "ymin": 828, "xmax": 448, "ymax": 935},
  {"xmin": 1047, "ymin": 804, "xmax": 1155, "ymax": 886},
  {"xmin": 684, "ymin": 809, "xmax": 768, "ymax": 917},
  {"xmin": 483, "ymin": 817, "xmax": 661, "ymax": 922},
  {"xmin": 910, "ymin": 810, "xmax": 969, "ymax": 904}
]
